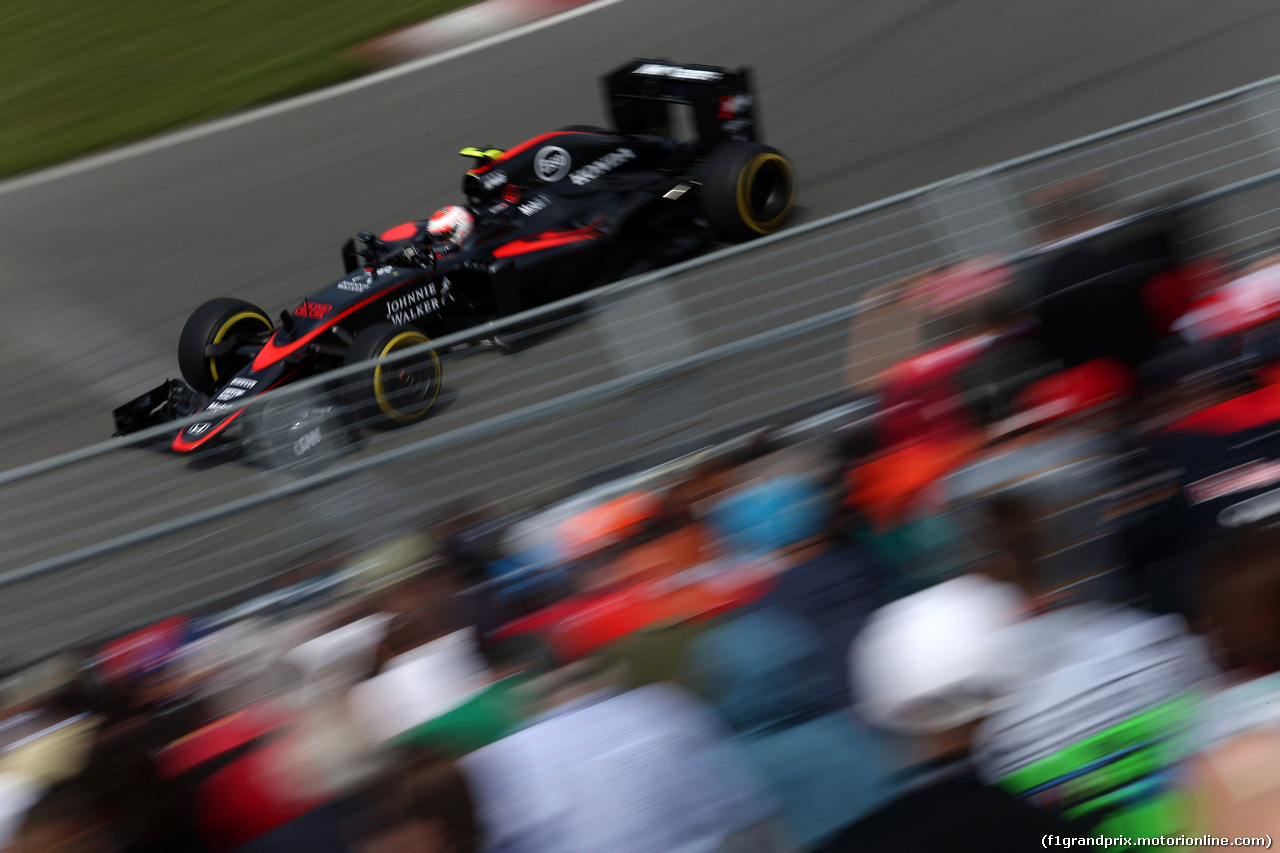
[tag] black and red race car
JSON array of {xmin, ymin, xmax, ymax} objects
[{"xmin": 114, "ymin": 59, "xmax": 797, "ymax": 454}]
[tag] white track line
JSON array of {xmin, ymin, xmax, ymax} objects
[{"xmin": 0, "ymin": 0, "xmax": 628, "ymax": 198}]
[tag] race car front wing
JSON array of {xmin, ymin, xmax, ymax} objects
[{"xmin": 113, "ymin": 379, "xmax": 205, "ymax": 437}]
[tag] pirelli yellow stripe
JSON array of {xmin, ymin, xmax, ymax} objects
[
  {"xmin": 209, "ymin": 310, "xmax": 270, "ymax": 382},
  {"xmin": 737, "ymin": 152, "xmax": 795, "ymax": 235},
  {"xmin": 372, "ymin": 331, "xmax": 442, "ymax": 423}
]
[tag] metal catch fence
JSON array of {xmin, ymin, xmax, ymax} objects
[{"xmin": 8, "ymin": 74, "xmax": 1280, "ymax": 664}]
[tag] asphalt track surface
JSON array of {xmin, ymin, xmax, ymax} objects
[
  {"xmin": 4, "ymin": 0, "xmax": 1280, "ymax": 656},
  {"xmin": 3, "ymin": 0, "xmax": 1280, "ymax": 465}
]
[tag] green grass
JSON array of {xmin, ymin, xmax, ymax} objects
[{"xmin": 0, "ymin": 0, "xmax": 475, "ymax": 179}]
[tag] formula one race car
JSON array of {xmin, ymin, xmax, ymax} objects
[{"xmin": 113, "ymin": 59, "xmax": 797, "ymax": 454}]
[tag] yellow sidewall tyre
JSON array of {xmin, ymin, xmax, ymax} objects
[
  {"xmin": 178, "ymin": 297, "xmax": 273, "ymax": 396},
  {"xmin": 342, "ymin": 323, "xmax": 442, "ymax": 428},
  {"xmin": 702, "ymin": 141, "xmax": 797, "ymax": 242}
]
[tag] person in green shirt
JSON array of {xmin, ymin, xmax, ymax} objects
[{"xmin": 388, "ymin": 635, "xmax": 549, "ymax": 756}]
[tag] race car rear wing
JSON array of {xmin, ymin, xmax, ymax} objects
[{"xmin": 603, "ymin": 59, "xmax": 759, "ymax": 146}]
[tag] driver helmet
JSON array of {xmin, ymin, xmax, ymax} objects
[{"xmin": 426, "ymin": 205, "xmax": 475, "ymax": 249}]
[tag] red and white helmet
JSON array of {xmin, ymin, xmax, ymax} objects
[{"xmin": 426, "ymin": 205, "xmax": 475, "ymax": 247}]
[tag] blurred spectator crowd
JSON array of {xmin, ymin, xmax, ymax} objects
[{"xmin": 6, "ymin": 175, "xmax": 1280, "ymax": 851}]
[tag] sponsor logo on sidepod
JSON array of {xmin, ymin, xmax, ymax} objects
[
  {"xmin": 518, "ymin": 196, "xmax": 548, "ymax": 216},
  {"xmin": 569, "ymin": 148, "xmax": 635, "ymax": 186},
  {"xmin": 533, "ymin": 146, "xmax": 571, "ymax": 182},
  {"xmin": 387, "ymin": 278, "xmax": 454, "ymax": 324}
]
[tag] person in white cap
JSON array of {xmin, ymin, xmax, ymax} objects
[
  {"xmin": 823, "ymin": 575, "xmax": 1073, "ymax": 852},
  {"xmin": 960, "ymin": 493, "xmax": 1211, "ymax": 844}
]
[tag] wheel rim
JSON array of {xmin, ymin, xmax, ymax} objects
[
  {"xmin": 210, "ymin": 311, "xmax": 272, "ymax": 383},
  {"xmin": 373, "ymin": 332, "xmax": 441, "ymax": 422},
  {"xmin": 739, "ymin": 153, "xmax": 795, "ymax": 234}
]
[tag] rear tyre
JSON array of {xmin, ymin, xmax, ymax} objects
[
  {"xmin": 178, "ymin": 298, "xmax": 273, "ymax": 396},
  {"xmin": 701, "ymin": 141, "xmax": 796, "ymax": 241},
  {"xmin": 341, "ymin": 323, "xmax": 442, "ymax": 427}
]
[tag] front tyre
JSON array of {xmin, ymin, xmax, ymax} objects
[
  {"xmin": 701, "ymin": 141, "xmax": 796, "ymax": 241},
  {"xmin": 341, "ymin": 323, "xmax": 442, "ymax": 427},
  {"xmin": 178, "ymin": 298, "xmax": 273, "ymax": 396}
]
